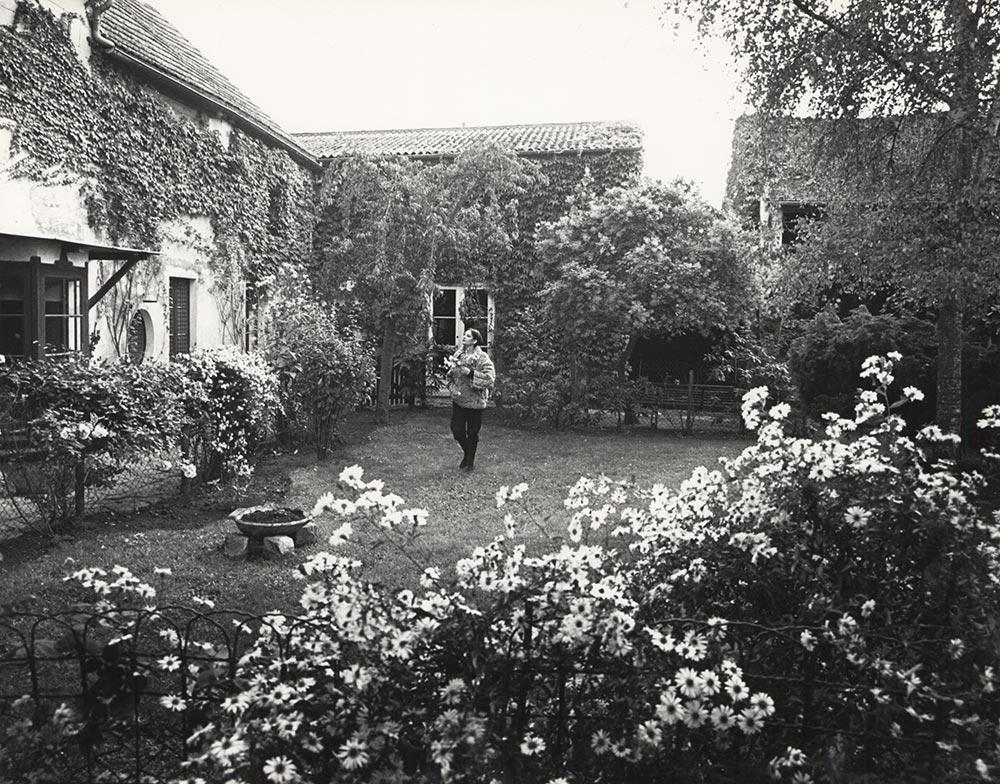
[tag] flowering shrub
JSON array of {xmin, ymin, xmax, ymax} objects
[
  {"xmin": 4, "ymin": 355, "xmax": 999, "ymax": 783},
  {"xmin": 175, "ymin": 346, "xmax": 280, "ymax": 485},
  {"xmin": 0, "ymin": 349, "xmax": 279, "ymax": 527},
  {"xmin": 0, "ymin": 356, "xmax": 187, "ymax": 529},
  {"xmin": 258, "ymin": 271, "xmax": 375, "ymax": 457}
]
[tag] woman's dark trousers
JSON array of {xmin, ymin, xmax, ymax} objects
[{"xmin": 451, "ymin": 403, "xmax": 483, "ymax": 468}]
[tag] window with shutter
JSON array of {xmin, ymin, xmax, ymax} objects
[{"xmin": 168, "ymin": 277, "xmax": 191, "ymax": 357}]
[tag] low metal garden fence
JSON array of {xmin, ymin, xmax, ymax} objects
[{"xmin": 2, "ymin": 603, "xmax": 992, "ymax": 783}]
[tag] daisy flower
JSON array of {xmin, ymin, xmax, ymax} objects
[
  {"xmin": 749, "ymin": 692, "xmax": 775, "ymax": 717},
  {"xmin": 737, "ymin": 708, "xmax": 764, "ymax": 735},
  {"xmin": 637, "ymin": 720, "xmax": 662, "ymax": 746},
  {"xmin": 159, "ymin": 694, "xmax": 186, "ymax": 711},
  {"xmin": 710, "ymin": 705, "xmax": 736, "ymax": 731},
  {"xmin": 675, "ymin": 667, "xmax": 703, "ymax": 698},
  {"xmin": 157, "ymin": 655, "xmax": 181, "ymax": 672},
  {"xmin": 844, "ymin": 506, "xmax": 871, "ymax": 528},
  {"xmin": 699, "ymin": 669, "xmax": 721, "ymax": 696},
  {"xmin": 591, "ymin": 729, "xmax": 612, "ymax": 755},
  {"xmin": 520, "ymin": 734, "xmax": 546, "ymax": 756},
  {"xmin": 682, "ymin": 700, "xmax": 708, "ymax": 728},
  {"xmin": 263, "ymin": 755, "xmax": 297, "ymax": 783},
  {"xmin": 726, "ymin": 676, "xmax": 748, "ymax": 702},
  {"xmin": 337, "ymin": 737, "xmax": 370, "ymax": 770},
  {"xmin": 656, "ymin": 691, "xmax": 684, "ymax": 725}
]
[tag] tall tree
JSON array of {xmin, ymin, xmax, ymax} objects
[
  {"xmin": 669, "ymin": 0, "xmax": 1000, "ymax": 431},
  {"xmin": 312, "ymin": 146, "xmax": 531, "ymax": 424},
  {"xmin": 526, "ymin": 178, "xmax": 755, "ymax": 417}
]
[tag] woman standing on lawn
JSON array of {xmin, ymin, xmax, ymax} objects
[{"xmin": 447, "ymin": 328, "xmax": 495, "ymax": 471}]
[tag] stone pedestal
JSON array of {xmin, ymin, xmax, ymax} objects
[
  {"xmin": 293, "ymin": 522, "xmax": 318, "ymax": 547},
  {"xmin": 223, "ymin": 534, "xmax": 249, "ymax": 559},
  {"xmin": 262, "ymin": 535, "xmax": 296, "ymax": 560}
]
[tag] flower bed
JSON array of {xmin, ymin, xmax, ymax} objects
[{"xmin": 2, "ymin": 355, "xmax": 999, "ymax": 783}]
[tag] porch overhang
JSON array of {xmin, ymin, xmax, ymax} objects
[
  {"xmin": 0, "ymin": 230, "xmax": 159, "ymax": 309},
  {"xmin": 0, "ymin": 230, "xmax": 159, "ymax": 261}
]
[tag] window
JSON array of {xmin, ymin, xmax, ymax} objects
[
  {"xmin": 0, "ymin": 268, "xmax": 28, "ymax": 359},
  {"xmin": 0, "ymin": 259, "xmax": 88, "ymax": 359},
  {"xmin": 430, "ymin": 286, "xmax": 492, "ymax": 349},
  {"xmin": 126, "ymin": 310, "xmax": 149, "ymax": 364},
  {"xmin": 42, "ymin": 275, "xmax": 84, "ymax": 354},
  {"xmin": 780, "ymin": 203, "xmax": 824, "ymax": 246},
  {"xmin": 432, "ymin": 288, "xmax": 458, "ymax": 345},
  {"xmin": 169, "ymin": 277, "xmax": 192, "ymax": 357}
]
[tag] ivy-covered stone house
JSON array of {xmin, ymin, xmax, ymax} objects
[
  {"xmin": 296, "ymin": 122, "xmax": 643, "ymax": 366},
  {"xmin": 2, "ymin": 0, "xmax": 644, "ymax": 374},
  {"xmin": 723, "ymin": 114, "xmax": 838, "ymax": 249},
  {"xmin": 0, "ymin": 0, "xmax": 316, "ymax": 362}
]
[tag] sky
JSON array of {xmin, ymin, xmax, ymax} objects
[{"xmin": 146, "ymin": 0, "xmax": 744, "ymax": 206}]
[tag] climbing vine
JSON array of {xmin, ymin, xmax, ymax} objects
[{"xmin": 0, "ymin": 2, "xmax": 314, "ymax": 288}]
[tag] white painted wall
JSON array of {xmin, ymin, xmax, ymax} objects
[{"xmin": 0, "ymin": 108, "xmax": 238, "ymax": 364}]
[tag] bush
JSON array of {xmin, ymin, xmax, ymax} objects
[
  {"xmin": 0, "ymin": 348, "xmax": 280, "ymax": 528},
  {"xmin": 0, "ymin": 356, "xmax": 186, "ymax": 529},
  {"xmin": 500, "ymin": 305, "xmax": 636, "ymax": 428},
  {"xmin": 259, "ymin": 277, "xmax": 375, "ymax": 457},
  {"xmin": 787, "ymin": 305, "xmax": 936, "ymax": 424},
  {"xmin": 174, "ymin": 347, "xmax": 280, "ymax": 484}
]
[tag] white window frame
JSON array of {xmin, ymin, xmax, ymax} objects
[{"xmin": 429, "ymin": 284, "xmax": 494, "ymax": 352}]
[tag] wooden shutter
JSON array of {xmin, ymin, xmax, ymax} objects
[{"xmin": 168, "ymin": 277, "xmax": 191, "ymax": 357}]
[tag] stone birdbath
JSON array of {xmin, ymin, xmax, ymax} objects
[{"xmin": 223, "ymin": 505, "xmax": 317, "ymax": 560}]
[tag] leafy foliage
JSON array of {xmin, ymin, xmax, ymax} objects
[
  {"xmin": 787, "ymin": 306, "xmax": 936, "ymax": 423},
  {"xmin": 313, "ymin": 147, "xmax": 534, "ymax": 423},
  {"xmin": 258, "ymin": 267, "xmax": 376, "ymax": 457},
  {"xmin": 502, "ymin": 179, "xmax": 756, "ymax": 426},
  {"xmin": 0, "ymin": 349, "xmax": 279, "ymax": 528},
  {"xmin": 674, "ymin": 0, "xmax": 1000, "ymax": 430},
  {"xmin": 174, "ymin": 347, "xmax": 280, "ymax": 486},
  {"xmin": 0, "ymin": 356, "xmax": 186, "ymax": 529}
]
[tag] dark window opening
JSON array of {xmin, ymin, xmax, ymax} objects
[
  {"xmin": 0, "ymin": 270, "xmax": 28, "ymax": 359},
  {"xmin": 432, "ymin": 288, "xmax": 457, "ymax": 346},
  {"xmin": 244, "ymin": 283, "xmax": 259, "ymax": 351},
  {"xmin": 741, "ymin": 198, "xmax": 761, "ymax": 230},
  {"xmin": 267, "ymin": 183, "xmax": 287, "ymax": 236},
  {"xmin": 461, "ymin": 287, "xmax": 490, "ymax": 347},
  {"xmin": 781, "ymin": 203, "xmax": 825, "ymax": 246},
  {"xmin": 0, "ymin": 260, "xmax": 88, "ymax": 359}
]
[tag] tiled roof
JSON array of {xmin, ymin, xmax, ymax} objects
[
  {"xmin": 293, "ymin": 122, "xmax": 644, "ymax": 160},
  {"xmin": 100, "ymin": 0, "xmax": 314, "ymax": 164}
]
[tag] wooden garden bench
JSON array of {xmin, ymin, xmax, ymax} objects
[{"xmin": 632, "ymin": 376, "xmax": 745, "ymax": 432}]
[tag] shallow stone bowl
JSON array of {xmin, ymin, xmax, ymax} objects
[{"xmin": 230, "ymin": 505, "xmax": 310, "ymax": 539}]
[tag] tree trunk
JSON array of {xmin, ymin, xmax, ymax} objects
[
  {"xmin": 619, "ymin": 333, "xmax": 639, "ymax": 425},
  {"xmin": 376, "ymin": 322, "xmax": 396, "ymax": 425},
  {"xmin": 935, "ymin": 290, "xmax": 963, "ymax": 435}
]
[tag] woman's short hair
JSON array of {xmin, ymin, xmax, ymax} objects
[{"xmin": 467, "ymin": 328, "xmax": 483, "ymax": 346}]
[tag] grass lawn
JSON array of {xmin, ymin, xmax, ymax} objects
[{"xmin": 0, "ymin": 409, "xmax": 746, "ymax": 616}]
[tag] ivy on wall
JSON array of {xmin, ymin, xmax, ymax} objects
[
  {"xmin": 488, "ymin": 149, "xmax": 643, "ymax": 370},
  {"xmin": 0, "ymin": 2, "xmax": 314, "ymax": 287}
]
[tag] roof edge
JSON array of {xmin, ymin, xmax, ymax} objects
[
  {"xmin": 106, "ymin": 49, "xmax": 320, "ymax": 172},
  {"xmin": 309, "ymin": 146, "xmax": 644, "ymax": 162},
  {"xmin": 292, "ymin": 120, "xmax": 642, "ymax": 137}
]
